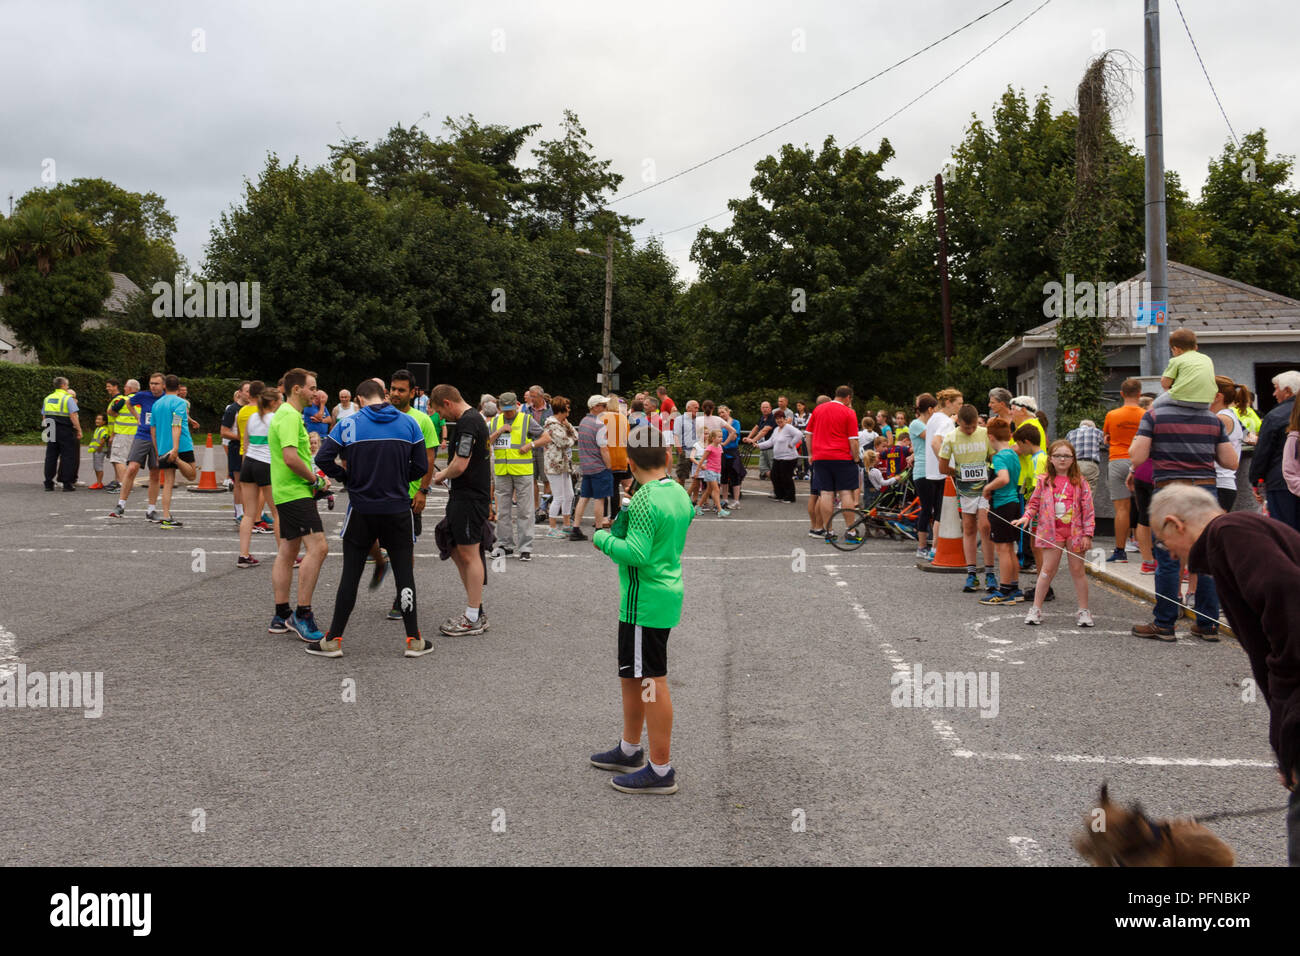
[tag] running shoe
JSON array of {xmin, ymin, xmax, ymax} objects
[
  {"xmin": 440, "ymin": 611, "xmax": 488, "ymax": 636},
  {"xmin": 718, "ymin": 508, "xmax": 731, "ymax": 518},
  {"xmin": 1076, "ymin": 609, "xmax": 1095, "ymax": 628},
  {"xmin": 519, "ymin": 551, "xmax": 533, "ymax": 561},
  {"xmin": 293, "ymin": 555, "xmax": 303, "ymax": 569},
  {"xmin": 915, "ymin": 546, "xmax": 928, "ymax": 560},
  {"xmin": 823, "ymin": 531, "xmax": 838, "ymax": 543},
  {"xmin": 287, "ymin": 610, "xmax": 324, "ymax": 643},
  {"xmin": 109, "ymin": 503, "xmax": 124, "ymax": 519},
  {"xmin": 844, "ymin": 531, "xmax": 862, "ymax": 543},
  {"xmin": 962, "ymin": 572, "xmax": 979, "ymax": 593},
  {"xmin": 252, "ymin": 521, "xmax": 273, "ymax": 534},
  {"xmin": 305, "ymin": 633, "xmax": 343, "ymax": 658},
  {"xmin": 159, "ymin": 518, "xmax": 183, "ymax": 529},
  {"xmin": 236, "ymin": 555, "xmax": 260, "ymax": 569},
  {"xmin": 1106, "ymin": 549, "xmax": 1127, "ymax": 563},
  {"xmin": 694, "ymin": 506, "xmax": 702, "ymax": 517},
  {"xmin": 326, "ymin": 494, "xmax": 335, "ymax": 511},
  {"xmin": 610, "ymin": 763, "xmax": 678, "ymax": 795},
  {"xmin": 369, "ymin": 557, "xmax": 389, "ymax": 590},
  {"xmin": 926, "ymin": 548, "xmax": 936, "ymax": 562},
  {"xmin": 1139, "ymin": 561, "xmax": 1157, "ymax": 575},
  {"xmin": 146, "ymin": 510, "xmax": 162, "ymax": 522},
  {"xmin": 979, "ymin": 589, "xmax": 1023, "ymax": 605},
  {"xmin": 1125, "ymin": 539, "xmax": 1139, "ymax": 552},
  {"xmin": 104, "ymin": 481, "xmax": 120, "ymax": 492},
  {"xmin": 569, "ymin": 528, "xmax": 587, "ymax": 541},
  {"xmin": 260, "ymin": 512, "xmax": 273, "ymax": 525},
  {"xmin": 1024, "ymin": 606, "xmax": 1042, "ymax": 625},
  {"xmin": 808, "ymin": 528, "xmax": 825, "ymax": 538},
  {"xmin": 87, "ymin": 482, "xmax": 104, "ymax": 490},
  {"xmin": 268, "ymin": 615, "xmax": 290, "ymax": 634},
  {"xmin": 985, "ymin": 572, "xmax": 998, "ymax": 592},
  {"xmin": 387, "ymin": 605, "xmax": 404, "ymax": 621},
  {"xmin": 590, "ymin": 743, "xmax": 646, "ymax": 772},
  {"xmin": 404, "ymin": 633, "xmax": 435, "ymax": 657}
]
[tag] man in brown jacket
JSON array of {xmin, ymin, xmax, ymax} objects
[{"xmin": 1152, "ymin": 484, "xmax": 1300, "ymax": 865}]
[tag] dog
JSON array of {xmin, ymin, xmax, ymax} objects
[{"xmin": 1072, "ymin": 783, "xmax": 1235, "ymax": 866}]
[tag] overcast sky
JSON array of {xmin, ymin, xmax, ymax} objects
[{"xmin": 3, "ymin": 0, "xmax": 1295, "ymax": 284}]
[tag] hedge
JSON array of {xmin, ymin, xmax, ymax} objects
[
  {"xmin": 77, "ymin": 328, "xmax": 166, "ymax": 381},
  {"xmin": 0, "ymin": 364, "xmax": 243, "ymax": 438}
]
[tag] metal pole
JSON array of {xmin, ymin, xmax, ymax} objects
[
  {"xmin": 602, "ymin": 232, "xmax": 614, "ymax": 391},
  {"xmin": 1142, "ymin": 0, "xmax": 1169, "ymax": 377},
  {"xmin": 935, "ymin": 174, "xmax": 953, "ymax": 361}
]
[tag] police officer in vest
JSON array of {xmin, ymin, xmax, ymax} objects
[
  {"xmin": 42, "ymin": 376, "xmax": 83, "ymax": 491},
  {"xmin": 488, "ymin": 391, "xmax": 550, "ymax": 561}
]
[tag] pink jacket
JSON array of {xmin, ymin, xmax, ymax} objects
[
  {"xmin": 1023, "ymin": 474, "xmax": 1096, "ymax": 548},
  {"xmin": 1284, "ymin": 431, "xmax": 1300, "ymax": 497}
]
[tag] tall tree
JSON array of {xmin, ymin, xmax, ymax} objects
[{"xmin": 525, "ymin": 110, "xmax": 636, "ymax": 234}]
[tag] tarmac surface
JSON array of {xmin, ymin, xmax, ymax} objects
[{"xmin": 0, "ymin": 444, "xmax": 1287, "ymax": 865}]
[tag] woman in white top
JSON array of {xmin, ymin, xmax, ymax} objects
[
  {"xmin": 238, "ymin": 387, "xmax": 282, "ymax": 567},
  {"xmin": 1210, "ymin": 376, "xmax": 1244, "ymax": 512},
  {"xmin": 754, "ymin": 410, "xmax": 803, "ymax": 502},
  {"xmin": 542, "ymin": 396, "xmax": 579, "ymax": 536}
]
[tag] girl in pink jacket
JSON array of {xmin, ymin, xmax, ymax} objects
[{"xmin": 1012, "ymin": 439, "xmax": 1096, "ymax": 627}]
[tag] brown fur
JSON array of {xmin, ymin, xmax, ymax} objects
[{"xmin": 1072, "ymin": 783, "xmax": 1235, "ymax": 867}]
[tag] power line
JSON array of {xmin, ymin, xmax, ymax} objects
[
  {"xmin": 849, "ymin": 0, "xmax": 1052, "ymax": 145},
  {"xmin": 610, "ymin": 0, "xmax": 1020, "ymax": 206},
  {"xmin": 635, "ymin": 0, "xmax": 1052, "ymax": 245},
  {"xmin": 1173, "ymin": 0, "xmax": 1239, "ymax": 148}
]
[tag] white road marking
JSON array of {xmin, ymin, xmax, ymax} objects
[
  {"xmin": 0, "ymin": 625, "xmax": 19, "ymax": 679},
  {"xmin": 0, "ymin": 460, "xmax": 46, "ymax": 467},
  {"xmin": 1008, "ymin": 836, "xmax": 1042, "ymax": 863}
]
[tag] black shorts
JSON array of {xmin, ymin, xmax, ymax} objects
[
  {"xmin": 618, "ymin": 620, "xmax": 670, "ymax": 679},
  {"xmin": 227, "ymin": 445, "xmax": 242, "ymax": 474},
  {"xmin": 160, "ymin": 449, "xmax": 196, "ymax": 470},
  {"xmin": 276, "ymin": 496, "xmax": 324, "ymax": 540},
  {"xmin": 989, "ymin": 501, "xmax": 1022, "ymax": 544},
  {"xmin": 240, "ymin": 458, "xmax": 271, "ymax": 487},
  {"xmin": 1132, "ymin": 479, "xmax": 1155, "ymax": 528},
  {"xmin": 446, "ymin": 496, "xmax": 489, "ymax": 546},
  {"xmin": 341, "ymin": 508, "xmax": 415, "ymax": 552},
  {"xmin": 812, "ymin": 459, "xmax": 858, "ymax": 493}
]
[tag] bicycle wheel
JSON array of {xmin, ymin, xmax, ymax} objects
[{"xmin": 826, "ymin": 507, "xmax": 870, "ymax": 551}]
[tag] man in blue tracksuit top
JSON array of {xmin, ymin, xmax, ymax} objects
[{"xmin": 309, "ymin": 379, "xmax": 432, "ymax": 659}]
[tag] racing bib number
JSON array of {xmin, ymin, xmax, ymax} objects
[{"xmin": 958, "ymin": 462, "xmax": 987, "ymax": 483}]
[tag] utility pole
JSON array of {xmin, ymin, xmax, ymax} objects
[
  {"xmin": 935, "ymin": 174, "xmax": 954, "ymax": 362},
  {"xmin": 601, "ymin": 232, "xmax": 614, "ymax": 392},
  {"xmin": 1142, "ymin": 0, "xmax": 1169, "ymax": 376}
]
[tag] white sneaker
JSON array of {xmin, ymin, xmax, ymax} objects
[
  {"xmin": 1125, "ymin": 539, "xmax": 1139, "ymax": 552},
  {"xmin": 1076, "ymin": 609, "xmax": 1094, "ymax": 628},
  {"xmin": 1024, "ymin": 606, "xmax": 1042, "ymax": 625},
  {"xmin": 915, "ymin": 547, "xmax": 927, "ymax": 560}
]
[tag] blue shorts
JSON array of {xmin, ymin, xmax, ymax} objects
[
  {"xmin": 580, "ymin": 470, "xmax": 614, "ymax": 500},
  {"xmin": 812, "ymin": 459, "xmax": 858, "ymax": 493}
]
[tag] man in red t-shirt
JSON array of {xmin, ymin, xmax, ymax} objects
[
  {"xmin": 656, "ymin": 386, "xmax": 676, "ymax": 419},
  {"xmin": 807, "ymin": 385, "xmax": 862, "ymax": 539}
]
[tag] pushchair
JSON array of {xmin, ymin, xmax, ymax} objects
[{"xmin": 869, "ymin": 468, "xmax": 921, "ymax": 541}]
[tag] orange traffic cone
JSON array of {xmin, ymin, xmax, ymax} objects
[
  {"xmin": 187, "ymin": 433, "xmax": 223, "ymax": 493},
  {"xmin": 919, "ymin": 476, "xmax": 967, "ymax": 573}
]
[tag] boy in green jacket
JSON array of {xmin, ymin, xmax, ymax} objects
[{"xmin": 589, "ymin": 424, "xmax": 694, "ymax": 794}]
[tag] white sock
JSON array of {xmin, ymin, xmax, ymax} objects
[
  {"xmin": 620, "ymin": 739, "xmax": 640, "ymax": 756},
  {"xmin": 118, "ymin": 500, "xmax": 126, "ymax": 508},
  {"xmin": 465, "ymin": 606, "xmax": 480, "ymax": 622},
  {"xmin": 650, "ymin": 761, "xmax": 672, "ymax": 777},
  {"xmin": 235, "ymin": 506, "xmax": 244, "ymax": 518}
]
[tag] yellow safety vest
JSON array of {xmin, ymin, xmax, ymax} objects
[
  {"xmin": 109, "ymin": 394, "xmax": 137, "ymax": 436},
  {"xmin": 43, "ymin": 389, "xmax": 72, "ymax": 419},
  {"xmin": 491, "ymin": 412, "xmax": 534, "ymax": 476}
]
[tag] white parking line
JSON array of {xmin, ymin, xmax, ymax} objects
[
  {"xmin": 0, "ymin": 625, "xmax": 19, "ymax": 679},
  {"xmin": 0, "ymin": 460, "xmax": 45, "ymax": 467},
  {"xmin": 1008, "ymin": 836, "xmax": 1042, "ymax": 863}
]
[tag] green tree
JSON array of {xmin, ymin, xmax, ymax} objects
[
  {"xmin": 1196, "ymin": 130, "xmax": 1300, "ymax": 298},
  {"xmin": 524, "ymin": 110, "xmax": 637, "ymax": 235}
]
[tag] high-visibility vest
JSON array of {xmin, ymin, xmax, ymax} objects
[
  {"xmin": 43, "ymin": 389, "xmax": 72, "ymax": 420},
  {"xmin": 109, "ymin": 394, "xmax": 137, "ymax": 436},
  {"xmin": 491, "ymin": 412, "xmax": 534, "ymax": 476}
]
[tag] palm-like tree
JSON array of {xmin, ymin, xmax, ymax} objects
[{"xmin": 0, "ymin": 200, "xmax": 110, "ymax": 276}]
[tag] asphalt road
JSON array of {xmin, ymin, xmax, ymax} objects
[{"xmin": 0, "ymin": 445, "xmax": 1287, "ymax": 865}]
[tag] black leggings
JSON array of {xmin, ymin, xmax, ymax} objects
[
  {"xmin": 771, "ymin": 458, "xmax": 796, "ymax": 501},
  {"xmin": 329, "ymin": 539, "xmax": 418, "ymax": 638},
  {"xmin": 916, "ymin": 479, "xmax": 944, "ymax": 535}
]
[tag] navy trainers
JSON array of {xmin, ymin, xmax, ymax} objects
[
  {"xmin": 590, "ymin": 743, "xmax": 645, "ymax": 772},
  {"xmin": 962, "ymin": 572, "xmax": 979, "ymax": 593},
  {"xmin": 268, "ymin": 615, "xmax": 290, "ymax": 635},
  {"xmin": 287, "ymin": 610, "xmax": 324, "ymax": 643},
  {"xmin": 1106, "ymin": 549, "xmax": 1127, "ymax": 563},
  {"xmin": 985, "ymin": 571, "xmax": 998, "ymax": 592},
  {"xmin": 611, "ymin": 763, "xmax": 678, "ymax": 795}
]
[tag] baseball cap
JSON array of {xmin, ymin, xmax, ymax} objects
[
  {"xmin": 499, "ymin": 391, "xmax": 518, "ymax": 410},
  {"xmin": 588, "ymin": 394, "xmax": 609, "ymax": 409}
]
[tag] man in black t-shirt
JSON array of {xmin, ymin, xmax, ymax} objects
[
  {"xmin": 430, "ymin": 384, "xmax": 492, "ymax": 636},
  {"xmin": 220, "ymin": 382, "xmax": 250, "ymax": 506}
]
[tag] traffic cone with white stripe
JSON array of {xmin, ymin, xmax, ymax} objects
[
  {"xmin": 187, "ymin": 433, "xmax": 222, "ymax": 493},
  {"xmin": 919, "ymin": 476, "xmax": 966, "ymax": 573}
]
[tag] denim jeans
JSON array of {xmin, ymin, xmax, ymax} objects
[
  {"xmin": 1267, "ymin": 488, "xmax": 1300, "ymax": 534},
  {"xmin": 1152, "ymin": 538, "xmax": 1218, "ymax": 630}
]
